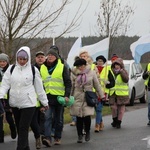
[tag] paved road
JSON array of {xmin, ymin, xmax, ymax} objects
[{"xmin": 0, "ymin": 104, "xmax": 149, "ymax": 150}]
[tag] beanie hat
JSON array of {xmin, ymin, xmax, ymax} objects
[
  {"xmin": 50, "ymin": 45, "xmax": 59, "ymax": 54},
  {"xmin": 47, "ymin": 48, "xmax": 59, "ymax": 58},
  {"xmin": 73, "ymin": 58, "xmax": 87, "ymax": 67},
  {"xmin": 111, "ymin": 54, "xmax": 118, "ymax": 62},
  {"xmin": 96, "ymin": 55, "xmax": 106, "ymax": 63},
  {"xmin": 17, "ymin": 50, "xmax": 28, "ymax": 59},
  {"xmin": 0, "ymin": 53, "xmax": 9, "ymax": 63}
]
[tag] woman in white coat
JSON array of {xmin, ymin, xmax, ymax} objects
[{"xmin": 0, "ymin": 46, "xmax": 48, "ymax": 150}]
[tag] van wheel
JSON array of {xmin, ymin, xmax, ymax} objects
[{"xmin": 130, "ymin": 90, "xmax": 135, "ymax": 106}]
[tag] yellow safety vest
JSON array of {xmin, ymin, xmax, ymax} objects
[
  {"xmin": 91, "ymin": 64, "xmax": 95, "ymax": 70},
  {"xmin": 91, "ymin": 64, "xmax": 96, "ymax": 92},
  {"xmin": 109, "ymin": 71, "xmax": 129, "ymax": 96},
  {"xmin": 40, "ymin": 59, "xmax": 65, "ymax": 96},
  {"xmin": 100, "ymin": 65, "xmax": 111, "ymax": 94},
  {"xmin": 0, "ymin": 82, "xmax": 7, "ymax": 99},
  {"xmin": 144, "ymin": 63, "xmax": 150, "ymax": 86}
]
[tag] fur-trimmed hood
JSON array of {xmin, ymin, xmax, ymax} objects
[{"xmin": 111, "ymin": 58, "xmax": 124, "ymax": 69}]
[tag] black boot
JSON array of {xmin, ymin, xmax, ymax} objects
[
  {"xmin": 0, "ymin": 131, "xmax": 4, "ymax": 143},
  {"xmin": 111, "ymin": 117, "xmax": 117, "ymax": 127},
  {"xmin": 77, "ymin": 135, "xmax": 83, "ymax": 143},
  {"xmin": 116, "ymin": 120, "xmax": 122, "ymax": 129},
  {"xmin": 85, "ymin": 132, "xmax": 90, "ymax": 142},
  {"xmin": 10, "ymin": 125, "xmax": 17, "ymax": 139}
]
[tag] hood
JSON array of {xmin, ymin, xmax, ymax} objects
[
  {"xmin": 16, "ymin": 46, "xmax": 31, "ymax": 66},
  {"xmin": 111, "ymin": 58, "xmax": 124, "ymax": 69}
]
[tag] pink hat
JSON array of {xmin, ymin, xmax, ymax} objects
[{"xmin": 17, "ymin": 50, "xmax": 28, "ymax": 59}]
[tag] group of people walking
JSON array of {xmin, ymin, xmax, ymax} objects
[{"xmin": 0, "ymin": 44, "xmax": 149, "ymax": 150}]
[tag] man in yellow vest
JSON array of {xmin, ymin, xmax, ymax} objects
[
  {"xmin": 142, "ymin": 63, "xmax": 150, "ymax": 126},
  {"xmin": 106, "ymin": 58, "xmax": 129, "ymax": 128},
  {"xmin": 40, "ymin": 48, "xmax": 72, "ymax": 147}
]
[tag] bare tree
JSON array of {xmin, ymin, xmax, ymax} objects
[
  {"xmin": 96, "ymin": 0, "xmax": 134, "ymax": 57},
  {"xmin": 0, "ymin": 0, "xmax": 85, "ymax": 61}
]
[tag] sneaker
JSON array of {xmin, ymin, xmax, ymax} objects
[
  {"xmin": 54, "ymin": 139, "xmax": 61, "ymax": 145},
  {"xmin": 147, "ymin": 121, "xmax": 150, "ymax": 126},
  {"xmin": 42, "ymin": 138, "xmax": 51, "ymax": 147},
  {"xmin": 70, "ymin": 121, "xmax": 76, "ymax": 126},
  {"xmin": 77, "ymin": 135, "xmax": 83, "ymax": 143},
  {"xmin": 36, "ymin": 137, "xmax": 41, "ymax": 149}
]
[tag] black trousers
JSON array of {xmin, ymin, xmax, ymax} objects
[
  {"xmin": 76, "ymin": 116, "xmax": 91, "ymax": 136},
  {"xmin": 12, "ymin": 107, "xmax": 36, "ymax": 150},
  {"xmin": 30, "ymin": 108, "xmax": 40, "ymax": 139}
]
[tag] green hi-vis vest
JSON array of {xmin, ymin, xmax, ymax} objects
[
  {"xmin": 100, "ymin": 65, "xmax": 111, "ymax": 94},
  {"xmin": 91, "ymin": 64, "xmax": 96, "ymax": 92},
  {"xmin": 144, "ymin": 63, "xmax": 150, "ymax": 86},
  {"xmin": 0, "ymin": 82, "xmax": 7, "ymax": 99},
  {"xmin": 91, "ymin": 64, "xmax": 95, "ymax": 70},
  {"xmin": 109, "ymin": 71, "xmax": 129, "ymax": 96},
  {"xmin": 36, "ymin": 99, "xmax": 41, "ymax": 107},
  {"xmin": 40, "ymin": 59, "xmax": 65, "ymax": 96}
]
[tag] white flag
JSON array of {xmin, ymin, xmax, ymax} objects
[
  {"xmin": 130, "ymin": 34, "xmax": 150, "ymax": 63},
  {"xmin": 80, "ymin": 37, "xmax": 109, "ymax": 61},
  {"xmin": 67, "ymin": 36, "xmax": 82, "ymax": 67}
]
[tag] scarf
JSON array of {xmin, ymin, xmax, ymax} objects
[{"xmin": 76, "ymin": 69, "xmax": 89, "ymax": 87}]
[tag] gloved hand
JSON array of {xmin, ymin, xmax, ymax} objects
[
  {"xmin": 147, "ymin": 71, "xmax": 150, "ymax": 75},
  {"xmin": 104, "ymin": 80, "xmax": 110, "ymax": 85}
]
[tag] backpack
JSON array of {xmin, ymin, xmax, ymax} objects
[{"xmin": 10, "ymin": 64, "xmax": 35, "ymax": 84}]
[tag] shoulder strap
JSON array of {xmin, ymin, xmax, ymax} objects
[
  {"xmin": 31, "ymin": 65, "xmax": 35, "ymax": 84},
  {"xmin": 10, "ymin": 64, "xmax": 15, "ymax": 74},
  {"xmin": 10, "ymin": 64, "xmax": 35, "ymax": 84}
]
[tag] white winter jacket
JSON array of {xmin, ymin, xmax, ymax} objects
[{"xmin": 0, "ymin": 46, "xmax": 48, "ymax": 108}]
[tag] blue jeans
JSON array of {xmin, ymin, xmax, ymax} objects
[
  {"xmin": 95, "ymin": 102, "xmax": 103, "ymax": 124},
  {"xmin": 44, "ymin": 105, "xmax": 64, "ymax": 140}
]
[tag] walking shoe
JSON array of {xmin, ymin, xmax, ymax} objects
[
  {"xmin": 99, "ymin": 122, "xmax": 104, "ymax": 131},
  {"xmin": 85, "ymin": 132, "xmax": 90, "ymax": 142},
  {"xmin": 147, "ymin": 121, "xmax": 150, "ymax": 126},
  {"xmin": 36, "ymin": 137, "xmax": 41, "ymax": 149},
  {"xmin": 70, "ymin": 121, "xmax": 76, "ymax": 126},
  {"xmin": 94, "ymin": 124, "xmax": 100, "ymax": 132},
  {"xmin": 54, "ymin": 139, "xmax": 61, "ymax": 145},
  {"xmin": 77, "ymin": 135, "xmax": 83, "ymax": 143},
  {"xmin": 42, "ymin": 138, "xmax": 51, "ymax": 147}
]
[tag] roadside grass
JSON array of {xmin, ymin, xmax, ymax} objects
[{"xmin": 3, "ymin": 105, "xmax": 111, "ymax": 135}]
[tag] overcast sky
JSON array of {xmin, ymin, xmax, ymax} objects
[{"xmin": 52, "ymin": 0, "xmax": 150, "ymax": 37}]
